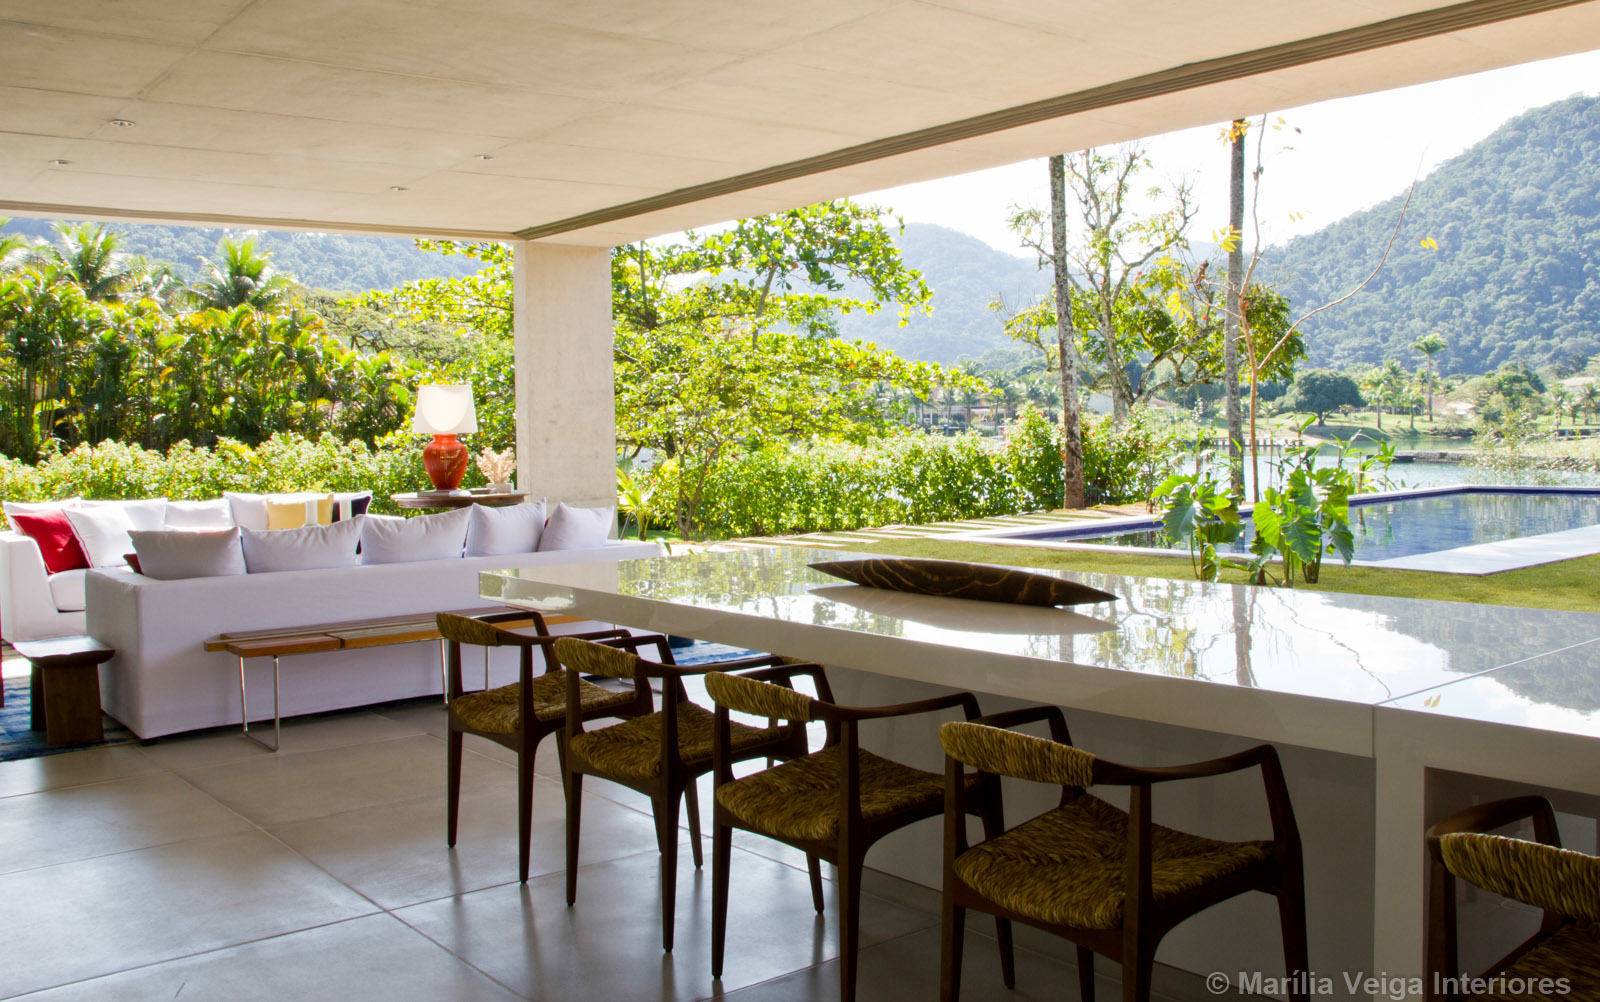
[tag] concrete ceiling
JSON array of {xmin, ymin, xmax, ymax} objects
[{"xmin": 2, "ymin": 0, "xmax": 1599, "ymax": 245}]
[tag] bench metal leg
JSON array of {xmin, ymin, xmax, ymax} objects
[{"xmin": 238, "ymin": 655, "xmax": 281, "ymax": 752}]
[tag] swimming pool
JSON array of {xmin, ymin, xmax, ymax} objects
[{"xmin": 982, "ymin": 487, "xmax": 1600, "ymax": 568}]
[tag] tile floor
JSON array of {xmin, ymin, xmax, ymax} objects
[{"xmin": 0, "ymin": 693, "xmax": 1219, "ymax": 1001}]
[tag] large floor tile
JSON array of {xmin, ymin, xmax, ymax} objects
[
  {"xmin": 13, "ymin": 913, "xmax": 520, "ymax": 1002},
  {"xmin": 139, "ymin": 709, "xmax": 428, "ymax": 773},
  {"xmin": 0, "ymin": 829, "xmax": 376, "ymax": 998},
  {"xmin": 718, "ymin": 924, "xmax": 1087, "ymax": 1001},
  {"xmin": 179, "ymin": 733, "xmax": 513, "ymax": 826},
  {"xmin": 0, "ymin": 744, "xmax": 160, "ymax": 800},
  {"xmin": 268, "ymin": 780, "xmax": 659, "ymax": 910},
  {"xmin": 0, "ymin": 771, "xmax": 252, "ymax": 875},
  {"xmin": 396, "ymin": 844, "xmax": 939, "ymax": 1001}
]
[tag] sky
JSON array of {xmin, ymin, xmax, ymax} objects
[{"xmin": 862, "ymin": 48, "xmax": 1600, "ymax": 258}]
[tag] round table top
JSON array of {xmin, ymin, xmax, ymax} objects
[{"xmin": 391, "ymin": 491, "xmax": 531, "ymax": 510}]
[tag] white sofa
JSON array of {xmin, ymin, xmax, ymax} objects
[
  {"xmin": 86, "ymin": 540, "xmax": 662, "ymax": 739},
  {"xmin": 0, "ymin": 530, "xmax": 87, "ymax": 642}
]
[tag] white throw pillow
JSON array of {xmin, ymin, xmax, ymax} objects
[
  {"xmin": 62, "ymin": 505, "xmax": 137, "ymax": 567},
  {"xmin": 239, "ymin": 517, "xmax": 363, "ymax": 573},
  {"xmin": 360, "ymin": 508, "xmax": 471, "ymax": 565},
  {"xmin": 464, "ymin": 499, "xmax": 546, "ymax": 557},
  {"xmin": 537, "ymin": 503, "xmax": 615, "ymax": 551},
  {"xmin": 163, "ymin": 498, "xmax": 234, "ymax": 529},
  {"xmin": 3, "ymin": 497, "xmax": 81, "ymax": 521},
  {"xmin": 225, "ymin": 491, "xmax": 323, "ymax": 531},
  {"xmin": 82, "ymin": 497, "xmax": 168, "ymax": 531},
  {"xmin": 129, "ymin": 527, "xmax": 246, "ymax": 580}
]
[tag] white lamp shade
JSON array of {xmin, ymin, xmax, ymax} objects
[{"xmin": 411, "ymin": 384, "xmax": 478, "ymax": 434}]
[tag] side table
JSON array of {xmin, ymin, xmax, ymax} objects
[
  {"xmin": 391, "ymin": 491, "xmax": 530, "ymax": 512},
  {"xmin": 13, "ymin": 636, "xmax": 114, "ymax": 746}
]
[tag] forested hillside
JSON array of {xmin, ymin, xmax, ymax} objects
[
  {"xmin": 834, "ymin": 223, "xmax": 1049, "ymax": 363},
  {"xmin": 0, "ymin": 217, "xmax": 479, "ymax": 292},
  {"xmin": 1268, "ymin": 94, "xmax": 1600, "ymax": 375}
]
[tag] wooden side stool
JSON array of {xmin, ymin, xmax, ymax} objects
[{"xmin": 14, "ymin": 636, "xmax": 114, "ymax": 746}]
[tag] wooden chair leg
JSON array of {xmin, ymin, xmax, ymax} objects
[
  {"xmin": 446, "ymin": 728, "xmax": 463, "ymax": 847},
  {"xmin": 977, "ymin": 798, "xmax": 1014, "ymax": 988},
  {"xmin": 712, "ymin": 820, "xmax": 733, "ymax": 979},
  {"xmin": 939, "ymin": 889, "xmax": 966, "ymax": 1002},
  {"xmin": 565, "ymin": 771, "xmax": 583, "ymax": 905},
  {"xmin": 838, "ymin": 853, "xmax": 865, "ymax": 1002},
  {"xmin": 1122, "ymin": 943, "xmax": 1154, "ymax": 1002},
  {"xmin": 685, "ymin": 778, "xmax": 704, "ymax": 869},
  {"xmin": 1278, "ymin": 870, "xmax": 1311, "ymax": 1002},
  {"xmin": 1077, "ymin": 946, "xmax": 1096, "ymax": 1002},
  {"xmin": 657, "ymin": 791, "xmax": 682, "ymax": 952},
  {"xmin": 517, "ymin": 737, "xmax": 535, "ymax": 884},
  {"xmin": 806, "ymin": 853, "xmax": 825, "ymax": 912}
]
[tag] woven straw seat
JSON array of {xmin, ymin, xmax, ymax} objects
[
  {"xmin": 953, "ymin": 794, "xmax": 1270, "ymax": 930},
  {"xmin": 716, "ymin": 745, "xmax": 968, "ymax": 843},
  {"xmin": 1479, "ymin": 922, "xmax": 1600, "ymax": 1001},
  {"xmin": 1428, "ymin": 797, "xmax": 1600, "ymax": 1002},
  {"xmin": 568, "ymin": 701, "xmax": 781, "ymax": 781},
  {"xmin": 451, "ymin": 673, "xmax": 637, "ymax": 734}
]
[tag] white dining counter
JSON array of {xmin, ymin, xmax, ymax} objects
[{"xmin": 482, "ymin": 546, "xmax": 1600, "ymax": 999}]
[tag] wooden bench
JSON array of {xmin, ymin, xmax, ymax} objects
[{"xmin": 205, "ymin": 608, "xmax": 578, "ymax": 751}]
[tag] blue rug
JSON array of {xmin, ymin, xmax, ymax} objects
[{"xmin": 0, "ymin": 677, "xmax": 135, "ymax": 762}]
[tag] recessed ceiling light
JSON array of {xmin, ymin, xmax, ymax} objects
[
  {"xmin": 49, "ymin": 159, "xmax": 71, "ymax": 166},
  {"xmin": 389, "ymin": 185, "xmax": 409, "ymax": 192},
  {"xmin": 108, "ymin": 119, "xmax": 136, "ymax": 128}
]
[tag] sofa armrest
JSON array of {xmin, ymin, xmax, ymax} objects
[{"xmin": 0, "ymin": 531, "xmax": 64, "ymax": 642}]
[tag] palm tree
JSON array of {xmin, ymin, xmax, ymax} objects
[
  {"xmin": 1584, "ymin": 383, "xmax": 1600, "ymax": 426},
  {"xmin": 189, "ymin": 236, "xmax": 294, "ymax": 311},
  {"xmin": 1411, "ymin": 332, "xmax": 1447, "ymax": 422},
  {"xmin": 44, "ymin": 222, "xmax": 142, "ymax": 301}
]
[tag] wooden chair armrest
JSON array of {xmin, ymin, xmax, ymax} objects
[
  {"xmin": 1094, "ymin": 744, "xmax": 1276, "ymax": 786},
  {"xmin": 824, "ymin": 689, "xmax": 980, "ymax": 723},
  {"xmin": 1426, "ymin": 796, "xmax": 1559, "ymax": 852},
  {"xmin": 971, "ymin": 704, "xmax": 1070, "ymax": 743}
]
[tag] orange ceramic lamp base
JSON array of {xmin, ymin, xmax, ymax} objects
[{"xmin": 422, "ymin": 434, "xmax": 470, "ymax": 491}]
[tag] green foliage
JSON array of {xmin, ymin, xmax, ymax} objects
[
  {"xmin": 1154, "ymin": 458, "xmax": 1242, "ymax": 581},
  {"xmin": 651, "ymin": 406, "xmax": 1189, "ymax": 538},
  {"xmin": 1272, "ymin": 94, "xmax": 1600, "ymax": 374},
  {"xmin": 1281, "ymin": 369, "xmax": 1364, "ymax": 424},
  {"xmin": 1248, "ymin": 432, "xmax": 1394, "ymax": 586},
  {"xmin": 0, "ymin": 433, "xmax": 454, "ymax": 527}
]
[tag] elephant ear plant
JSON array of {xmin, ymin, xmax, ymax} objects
[
  {"xmin": 1153, "ymin": 454, "xmax": 1243, "ymax": 582},
  {"xmin": 1158, "ymin": 427, "xmax": 1396, "ymax": 587}
]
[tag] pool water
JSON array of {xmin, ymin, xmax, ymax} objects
[{"xmin": 1043, "ymin": 489, "xmax": 1600, "ymax": 562}]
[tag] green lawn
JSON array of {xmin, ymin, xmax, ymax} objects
[{"xmin": 824, "ymin": 534, "xmax": 1600, "ymax": 614}]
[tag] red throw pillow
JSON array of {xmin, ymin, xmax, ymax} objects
[{"xmin": 8, "ymin": 509, "xmax": 90, "ymax": 575}]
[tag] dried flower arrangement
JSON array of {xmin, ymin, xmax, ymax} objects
[{"xmin": 475, "ymin": 447, "xmax": 516, "ymax": 485}]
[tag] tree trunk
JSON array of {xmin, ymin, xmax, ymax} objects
[
  {"xmin": 1425, "ymin": 366, "xmax": 1434, "ymax": 422},
  {"xmin": 1224, "ymin": 120, "xmax": 1246, "ymax": 500},
  {"xmin": 1050, "ymin": 154, "xmax": 1085, "ymax": 509}
]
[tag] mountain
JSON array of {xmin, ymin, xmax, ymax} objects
[
  {"xmin": 1265, "ymin": 94, "xmax": 1600, "ymax": 376},
  {"xmin": 834, "ymin": 223, "xmax": 1051, "ymax": 363},
  {"xmin": 0, "ymin": 217, "xmax": 480, "ymax": 293}
]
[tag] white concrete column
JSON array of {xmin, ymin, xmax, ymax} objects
[{"xmin": 511, "ymin": 240, "xmax": 615, "ymax": 510}]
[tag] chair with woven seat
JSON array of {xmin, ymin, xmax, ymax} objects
[
  {"xmin": 938, "ymin": 706, "xmax": 1308, "ymax": 1002},
  {"xmin": 438, "ymin": 610, "xmax": 653, "ymax": 884},
  {"xmin": 1426, "ymin": 795, "xmax": 1600, "ymax": 1002},
  {"xmin": 552, "ymin": 634, "xmax": 817, "ymax": 952},
  {"xmin": 705, "ymin": 668, "xmax": 1007, "ymax": 1002}
]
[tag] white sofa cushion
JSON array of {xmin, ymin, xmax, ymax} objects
[
  {"xmin": 48, "ymin": 568, "xmax": 88, "ymax": 612},
  {"xmin": 538, "ymin": 503, "xmax": 615, "ymax": 551},
  {"xmin": 130, "ymin": 528, "xmax": 247, "ymax": 580},
  {"xmin": 82, "ymin": 498, "xmax": 168, "ymax": 531},
  {"xmin": 361, "ymin": 509, "xmax": 470, "ymax": 565},
  {"xmin": 3, "ymin": 498, "xmax": 80, "ymax": 520},
  {"xmin": 240, "ymin": 517, "xmax": 362, "ymax": 573},
  {"xmin": 63, "ymin": 505, "xmax": 138, "ymax": 567},
  {"xmin": 465, "ymin": 499, "xmax": 546, "ymax": 556},
  {"xmin": 164, "ymin": 499, "xmax": 234, "ymax": 529}
]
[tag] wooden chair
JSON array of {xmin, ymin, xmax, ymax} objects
[
  {"xmin": 1426, "ymin": 795, "xmax": 1600, "ymax": 1002},
  {"xmin": 705, "ymin": 668, "xmax": 1006, "ymax": 1002},
  {"xmin": 938, "ymin": 706, "xmax": 1308, "ymax": 1002},
  {"xmin": 551, "ymin": 634, "xmax": 816, "ymax": 952},
  {"xmin": 437, "ymin": 610, "xmax": 652, "ymax": 884}
]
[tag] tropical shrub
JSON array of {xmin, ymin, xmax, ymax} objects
[{"xmin": 0, "ymin": 433, "xmax": 477, "ymax": 527}]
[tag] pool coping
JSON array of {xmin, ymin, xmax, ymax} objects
[{"xmin": 952, "ymin": 485, "xmax": 1600, "ymax": 576}]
